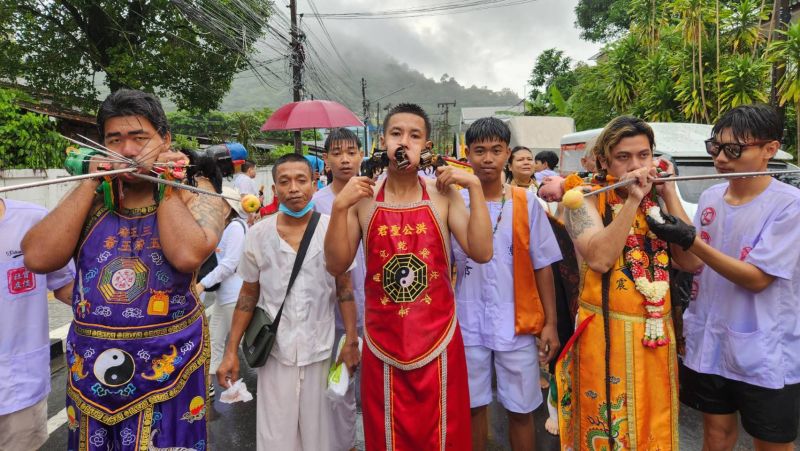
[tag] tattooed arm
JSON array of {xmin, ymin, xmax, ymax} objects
[
  {"xmin": 566, "ymin": 194, "xmax": 640, "ymax": 273},
  {"xmin": 216, "ymin": 280, "xmax": 260, "ymax": 386},
  {"xmin": 158, "ymin": 177, "xmax": 231, "ymax": 273},
  {"xmin": 335, "ymin": 272, "xmax": 361, "ymax": 374}
]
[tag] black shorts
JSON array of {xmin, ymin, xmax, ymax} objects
[{"xmin": 680, "ymin": 363, "xmax": 800, "ymax": 443}]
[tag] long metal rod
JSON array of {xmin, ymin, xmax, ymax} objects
[
  {"xmin": 61, "ymin": 135, "xmax": 134, "ymax": 164},
  {"xmin": 584, "ymin": 169, "xmax": 800, "ymax": 197},
  {"xmin": 131, "ymin": 173, "xmax": 242, "ymax": 203},
  {"xmin": 76, "ymin": 134, "xmax": 137, "ymax": 165},
  {"xmin": 0, "ymin": 168, "xmax": 138, "ymax": 194}
]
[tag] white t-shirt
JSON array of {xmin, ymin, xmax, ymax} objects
[
  {"xmin": 238, "ymin": 213, "xmax": 354, "ymax": 366},
  {"xmin": 233, "ymin": 173, "xmax": 259, "ymax": 196},
  {"xmin": 0, "ymin": 199, "xmax": 75, "ymax": 415},
  {"xmin": 199, "ymin": 218, "xmax": 247, "ymax": 306}
]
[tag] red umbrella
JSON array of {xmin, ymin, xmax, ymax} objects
[{"xmin": 260, "ymin": 100, "xmax": 364, "ymax": 131}]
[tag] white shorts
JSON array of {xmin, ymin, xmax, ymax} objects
[
  {"xmin": 0, "ymin": 397, "xmax": 47, "ymax": 451},
  {"xmin": 464, "ymin": 344, "xmax": 543, "ymax": 414}
]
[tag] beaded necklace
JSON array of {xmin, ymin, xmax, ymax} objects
[{"xmin": 492, "ymin": 187, "xmax": 507, "ymax": 235}]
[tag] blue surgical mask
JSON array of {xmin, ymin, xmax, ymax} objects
[{"xmin": 279, "ymin": 201, "xmax": 315, "ymax": 218}]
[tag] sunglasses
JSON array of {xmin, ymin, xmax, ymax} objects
[{"xmin": 704, "ymin": 139, "xmax": 772, "ymax": 159}]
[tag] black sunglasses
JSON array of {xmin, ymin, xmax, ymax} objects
[{"xmin": 704, "ymin": 139, "xmax": 773, "ymax": 159}]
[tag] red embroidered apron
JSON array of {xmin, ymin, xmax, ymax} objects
[{"xmin": 362, "ymin": 178, "xmax": 471, "ymax": 451}]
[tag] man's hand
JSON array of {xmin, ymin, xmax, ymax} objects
[
  {"xmin": 154, "ymin": 150, "xmax": 189, "ymax": 178},
  {"xmin": 333, "ymin": 176, "xmax": 375, "ymax": 210},
  {"xmin": 645, "ymin": 213, "xmax": 696, "ymax": 250},
  {"xmin": 336, "ymin": 340, "xmax": 361, "ymax": 376},
  {"xmin": 435, "ymin": 166, "xmax": 479, "ymax": 193},
  {"xmin": 538, "ymin": 324, "xmax": 560, "ymax": 364},
  {"xmin": 654, "ymin": 158, "xmax": 676, "ymax": 197},
  {"xmin": 216, "ymin": 351, "xmax": 240, "ymax": 389},
  {"xmin": 195, "ymin": 283, "xmax": 205, "ymax": 294},
  {"xmin": 622, "ymin": 166, "xmax": 656, "ymax": 202}
]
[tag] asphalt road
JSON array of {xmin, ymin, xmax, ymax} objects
[{"xmin": 39, "ymin": 297, "xmax": 800, "ymax": 450}]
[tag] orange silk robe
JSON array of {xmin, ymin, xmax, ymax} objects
[{"xmin": 556, "ymin": 192, "xmax": 679, "ymax": 450}]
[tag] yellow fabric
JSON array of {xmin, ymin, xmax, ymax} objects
[
  {"xmin": 511, "ymin": 186, "xmax": 544, "ymax": 335},
  {"xmin": 556, "ymin": 191, "xmax": 679, "ymax": 450}
]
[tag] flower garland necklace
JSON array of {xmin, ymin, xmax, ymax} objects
[{"xmin": 608, "ymin": 191, "xmax": 671, "ymax": 348}]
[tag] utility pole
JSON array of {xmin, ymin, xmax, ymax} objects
[
  {"xmin": 361, "ymin": 78, "xmax": 370, "ymax": 152},
  {"xmin": 437, "ymin": 101, "xmax": 456, "ymax": 152},
  {"xmin": 290, "ymin": 0, "xmax": 304, "ymax": 154}
]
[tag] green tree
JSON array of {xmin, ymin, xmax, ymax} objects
[
  {"xmin": 769, "ymin": 21, "xmax": 800, "ymax": 163},
  {"xmin": 574, "ymin": 0, "xmax": 632, "ymax": 42},
  {"xmin": 0, "ymin": 0, "xmax": 270, "ymax": 111},
  {"xmin": 0, "ymin": 88, "xmax": 67, "ymax": 169},
  {"xmin": 568, "ymin": 65, "xmax": 617, "ymax": 130},
  {"xmin": 528, "ymin": 49, "xmax": 574, "ymax": 97},
  {"xmin": 726, "ymin": 0, "xmax": 768, "ymax": 54},
  {"xmin": 717, "ymin": 54, "xmax": 769, "ymax": 111}
]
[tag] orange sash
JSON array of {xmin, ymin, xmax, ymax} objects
[{"xmin": 511, "ymin": 186, "xmax": 544, "ymax": 335}]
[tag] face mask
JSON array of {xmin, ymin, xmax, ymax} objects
[{"xmin": 279, "ymin": 201, "xmax": 315, "ymax": 218}]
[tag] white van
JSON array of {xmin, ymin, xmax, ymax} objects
[{"xmin": 560, "ymin": 122, "xmax": 800, "ymax": 218}]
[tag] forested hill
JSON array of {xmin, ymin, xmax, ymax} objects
[{"xmin": 219, "ymin": 40, "xmax": 521, "ymax": 122}]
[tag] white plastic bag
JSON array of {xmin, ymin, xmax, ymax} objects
[
  {"xmin": 327, "ymin": 336, "xmax": 363, "ymax": 399},
  {"xmin": 219, "ymin": 379, "xmax": 253, "ymax": 404}
]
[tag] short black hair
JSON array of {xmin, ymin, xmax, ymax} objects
[
  {"xmin": 465, "ymin": 117, "xmax": 511, "ymax": 147},
  {"xmin": 534, "ymin": 150, "xmax": 559, "ymax": 170},
  {"xmin": 97, "ymin": 89, "xmax": 169, "ymax": 139},
  {"xmin": 324, "ymin": 128, "xmax": 362, "ymax": 151},
  {"xmin": 271, "ymin": 153, "xmax": 313, "ymax": 180},
  {"xmin": 383, "ymin": 103, "xmax": 431, "ymax": 139},
  {"xmin": 712, "ymin": 103, "xmax": 783, "ymax": 143},
  {"xmin": 241, "ymin": 160, "xmax": 256, "ymax": 172}
]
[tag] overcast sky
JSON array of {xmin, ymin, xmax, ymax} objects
[{"xmin": 302, "ymin": 0, "xmax": 600, "ymax": 98}]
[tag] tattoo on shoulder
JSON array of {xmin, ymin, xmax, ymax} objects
[
  {"xmin": 188, "ymin": 195, "xmax": 226, "ymax": 235},
  {"xmin": 565, "ymin": 204, "xmax": 594, "ymax": 240}
]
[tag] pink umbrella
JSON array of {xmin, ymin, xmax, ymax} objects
[{"xmin": 260, "ymin": 100, "xmax": 364, "ymax": 131}]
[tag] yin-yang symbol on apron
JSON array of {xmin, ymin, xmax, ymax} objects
[
  {"xmin": 395, "ymin": 267, "xmax": 415, "ymax": 288},
  {"xmin": 383, "ymin": 254, "xmax": 428, "ymax": 302},
  {"xmin": 93, "ymin": 348, "xmax": 135, "ymax": 387}
]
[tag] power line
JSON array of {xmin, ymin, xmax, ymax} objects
[{"xmin": 309, "ymin": 0, "xmax": 538, "ymax": 19}]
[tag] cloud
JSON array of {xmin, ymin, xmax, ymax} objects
[{"xmin": 303, "ymin": 0, "xmax": 599, "ymax": 96}]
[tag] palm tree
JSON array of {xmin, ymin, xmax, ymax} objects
[
  {"xmin": 727, "ymin": 0, "xmax": 769, "ymax": 54},
  {"xmin": 601, "ymin": 36, "xmax": 641, "ymax": 112},
  {"xmin": 769, "ymin": 21, "xmax": 800, "ymax": 164},
  {"xmin": 674, "ymin": 0, "xmax": 713, "ymax": 123},
  {"xmin": 718, "ymin": 54, "xmax": 770, "ymax": 112}
]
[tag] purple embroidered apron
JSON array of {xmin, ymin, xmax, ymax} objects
[{"xmin": 65, "ymin": 207, "xmax": 208, "ymax": 450}]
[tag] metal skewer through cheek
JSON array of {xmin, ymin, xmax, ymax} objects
[{"xmin": 583, "ymin": 169, "xmax": 800, "ymax": 197}]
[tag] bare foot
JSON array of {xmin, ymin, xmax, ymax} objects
[{"xmin": 545, "ymin": 417, "xmax": 559, "ymax": 435}]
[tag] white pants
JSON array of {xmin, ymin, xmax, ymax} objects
[
  {"xmin": 0, "ymin": 397, "xmax": 47, "ymax": 451},
  {"xmin": 208, "ymin": 302, "xmax": 236, "ymax": 374},
  {"xmin": 465, "ymin": 344, "xmax": 543, "ymax": 413},
  {"xmin": 256, "ymin": 358, "xmax": 333, "ymax": 451}
]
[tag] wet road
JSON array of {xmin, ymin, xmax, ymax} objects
[
  {"xmin": 40, "ymin": 297, "xmax": 800, "ymax": 451},
  {"xmin": 38, "ymin": 351, "xmax": 800, "ymax": 450}
]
